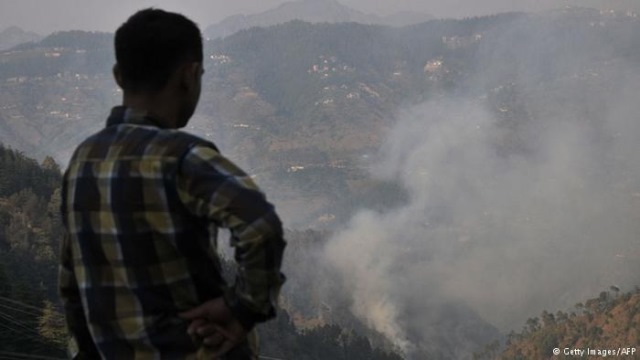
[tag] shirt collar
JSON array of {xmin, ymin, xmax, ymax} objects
[{"xmin": 106, "ymin": 106, "xmax": 168, "ymax": 128}]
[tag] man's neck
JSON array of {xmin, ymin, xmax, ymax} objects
[{"xmin": 122, "ymin": 91, "xmax": 178, "ymax": 128}]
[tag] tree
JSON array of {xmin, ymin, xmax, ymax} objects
[
  {"xmin": 38, "ymin": 300, "xmax": 67, "ymax": 347},
  {"xmin": 41, "ymin": 156, "xmax": 61, "ymax": 173}
]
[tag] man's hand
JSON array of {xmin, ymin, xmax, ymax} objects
[{"xmin": 180, "ymin": 297, "xmax": 247, "ymax": 358}]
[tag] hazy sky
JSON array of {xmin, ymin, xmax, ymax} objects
[{"xmin": 1, "ymin": 0, "xmax": 572, "ymax": 35}]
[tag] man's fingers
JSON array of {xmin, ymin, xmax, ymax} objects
[
  {"xmin": 192, "ymin": 322, "xmax": 239, "ymax": 349},
  {"xmin": 180, "ymin": 302, "xmax": 210, "ymax": 320},
  {"xmin": 181, "ymin": 297, "xmax": 247, "ymax": 357},
  {"xmin": 209, "ymin": 323, "xmax": 235, "ymax": 341},
  {"xmin": 200, "ymin": 330, "xmax": 225, "ymax": 348},
  {"xmin": 196, "ymin": 323, "xmax": 224, "ymax": 338},
  {"xmin": 208, "ymin": 338, "xmax": 240, "ymax": 358},
  {"xmin": 186, "ymin": 318, "xmax": 207, "ymax": 336},
  {"xmin": 206, "ymin": 323, "xmax": 245, "ymax": 357},
  {"xmin": 180, "ymin": 298, "xmax": 230, "ymax": 323}
]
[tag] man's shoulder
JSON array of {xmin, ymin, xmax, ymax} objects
[
  {"xmin": 164, "ymin": 129, "xmax": 219, "ymax": 152},
  {"xmin": 151, "ymin": 128, "xmax": 221, "ymax": 160},
  {"xmin": 67, "ymin": 124, "xmax": 219, "ymax": 166}
]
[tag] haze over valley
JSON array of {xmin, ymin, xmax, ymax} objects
[{"xmin": 1, "ymin": 1, "xmax": 640, "ymax": 358}]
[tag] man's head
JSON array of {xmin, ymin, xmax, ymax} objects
[{"xmin": 114, "ymin": 9, "xmax": 203, "ymax": 127}]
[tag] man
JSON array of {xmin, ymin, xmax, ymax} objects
[{"xmin": 59, "ymin": 8, "xmax": 286, "ymax": 359}]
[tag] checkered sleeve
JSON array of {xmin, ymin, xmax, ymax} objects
[{"xmin": 176, "ymin": 144, "xmax": 286, "ymax": 330}]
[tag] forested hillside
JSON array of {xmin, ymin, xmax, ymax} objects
[
  {"xmin": 0, "ymin": 145, "xmax": 65, "ymax": 355},
  {"xmin": 474, "ymin": 288, "xmax": 640, "ymax": 359}
]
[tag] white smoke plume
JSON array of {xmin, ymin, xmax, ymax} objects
[{"xmin": 325, "ymin": 67, "xmax": 640, "ymax": 356}]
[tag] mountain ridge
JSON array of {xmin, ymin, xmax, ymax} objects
[
  {"xmin": 0, "ymin": 26, "xmax": 41, "ymax": 51},
  {"xmin": 204, "ymin": 0, "xmax": 433, "ymax": 39}
]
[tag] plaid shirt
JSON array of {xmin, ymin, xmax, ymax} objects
[{"xmin": 59, "ymin": 106, "xmax": 286, "ymax": 359}]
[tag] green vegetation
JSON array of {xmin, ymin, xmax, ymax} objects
[
  {"xmin": 473, "ymin": 288, "xmax": 640, "ymax": 360},
  {"xmin": 0, "ymin": 145, "xmax": 65, "ymax": 356},
  {"xmin": 0, "ymin": 144, "xmax": 60, "ymax": 197}
]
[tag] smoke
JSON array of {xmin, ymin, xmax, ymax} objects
[{"xmin": 324, "ymin": 27, "xmax": 640, "ymax": 357}]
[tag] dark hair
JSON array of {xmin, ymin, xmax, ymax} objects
[{"xmin": 114, "ymin": 8, "xmax": 203, "ymax": 93}]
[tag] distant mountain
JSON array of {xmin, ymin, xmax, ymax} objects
[
  {"xmin": 204, "ymin": 0, "xmax": 432, "ymax": 39},
  {"xmin": 0, "ymin": 26, "xmax": 41, "ymax": 51},
  {"xmin": 2, "ymin": 10, "xmax": 640, "ymax": 227},
  {"xmin": 566, "ymin": 0, "xmax": 640, "ymax": 13},
  {"xmin": 379, "ymin": 11, "xmax": 434, "ymax": 27}
]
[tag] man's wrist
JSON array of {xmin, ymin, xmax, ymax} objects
[{"xmin": 222, "ymin": 289, "xmax": 258, "ymax": 332}]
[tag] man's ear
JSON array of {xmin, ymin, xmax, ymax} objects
[
  {"xmin": 180, "ymin": 62, "xmax": 201, "ymax": 91},
  {"xmin": 113, "ymin": 64, "xmax": 124, "ymax": 89}
]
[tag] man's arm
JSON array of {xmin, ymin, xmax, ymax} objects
[
  {"xmin": 176, "ymin": 144, "xmax": 286, "ymax": 331},
  {"xmin": 58, "ymin": 230, "xmax": 100, "ymax": 359}
]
